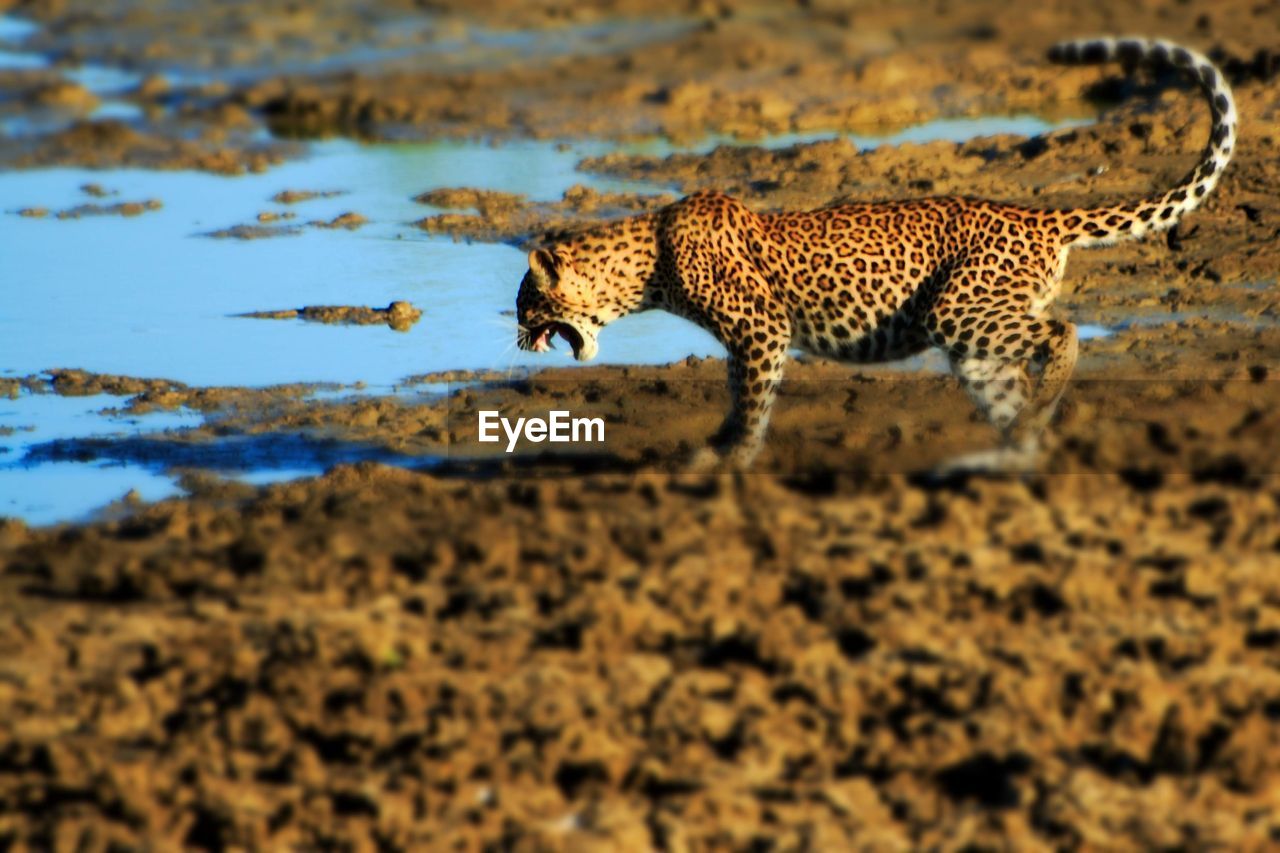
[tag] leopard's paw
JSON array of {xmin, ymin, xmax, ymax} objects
[
  {"xmin": 684, "ymin": 446, "xmax": 724, "ymax": 473},
  {"xmin": 683, "ymin": 442, "xmax": 761, "ymax": 473},
  {"xmin": 932, "ymin": 445, "xmax": 1040, "ymax": 477}
]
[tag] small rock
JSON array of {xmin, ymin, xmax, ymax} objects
[
  {"xmin": 310, "ymin": 211, "xmax": 367, "ymax": 230},
  {"xmin": 272, "ymin": 189, "xmax": 344, "ymax": 204}
]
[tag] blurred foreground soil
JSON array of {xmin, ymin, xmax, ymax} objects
[{"xmin": 2, "ymin": 0, "xmax": 1280, "ymax": 848}]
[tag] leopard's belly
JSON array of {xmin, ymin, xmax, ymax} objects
[{"xmin": 782, "ymin": 269, "xmax": 936, "ymax": 364}]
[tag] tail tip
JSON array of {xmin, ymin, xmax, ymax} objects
[
  {"xmin": 1047, "ymin": 42, "xmax": 1074, "ymax": 63},
  {"xmin": 1049, "ymin": 39, "xmax": 1118, "ymax": 65}
]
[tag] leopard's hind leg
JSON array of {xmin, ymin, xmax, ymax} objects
[
  {"xmin": 1009, "ymin": 317, "xmax": 1078, "ymax": 447},
  {"xmin": 936, "ymin": 307, "xmax": 1078, "ymax": 473}
]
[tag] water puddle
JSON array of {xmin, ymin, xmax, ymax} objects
[
  {"xmin": 257, "ymin": 18, "xmax": 700, "ymax": 80},
  {"xmin": 61, "ymin": 64, "xmax": 142, "ymax": 95},
  {"xmin": 0, "ymin": 49, "xmax": 44, "ymax": 70},
  {"xmin": 1, "ymin": 85, "xmax": 1098, "ymax": 524},
  {"xmin": 1109, "ymin": 307, "xmax": 1277, "ymax": 330},
  {"xmin": 0, "ymin": 15, "xmax": 37, "ymax": 44},
  {"xmin": 0, "ymin": 14, "xmax": 696, "ymax": 88},
  {"xmin": 687, "ymin": 114, "xmax": 1091, "ymax": 154},
  {"xmin": 1, "ymin": 138, "xmax": 717, "ymax": 387},
  {"xmin": 0, "ymin": 394, "xmax": 201, "ymax": 525}
]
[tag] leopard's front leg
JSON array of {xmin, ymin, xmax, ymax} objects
[
  {"xmin": 690, "ymin": 323, "xmax": 791, "ymax": 471},
  {"xmin": 660, "ymin": 214, "xmax": 793, "ymax": 471}
]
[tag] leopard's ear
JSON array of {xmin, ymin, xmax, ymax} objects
[{"xmin": 528, "ymin": 248, "xmax": 562, "ymax": 287}]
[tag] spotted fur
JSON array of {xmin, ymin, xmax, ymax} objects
[{"xmin": 516, "ymin": 37, "xmax": 1237, "ymax": 469}]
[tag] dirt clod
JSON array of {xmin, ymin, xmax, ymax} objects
[{"xmin": 237, "ymin": 301, "xmax": 422, "ymax": 332}]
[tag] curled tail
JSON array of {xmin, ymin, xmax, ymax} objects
[{"xmin": 1045, "ymin": 37, "xmax": 1238, "ymax": 248}]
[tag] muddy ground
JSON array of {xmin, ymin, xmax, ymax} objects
[
  {"xmin": 4, "ymin": 367, "xmax": 1280, "ymax": 850},
  {"xmin": 3, "ymin": 0, "xmax": 1280, "ymax": 849}
]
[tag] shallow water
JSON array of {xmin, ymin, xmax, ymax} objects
[
  {"xmin": 0, "ymin": 395, "xmax": 200, "ymax": 525},
  {"xmin": 0, "ymin": 13, "xmax": 696, "ymax": 87},
  {"xmin": 2, "ymin": 114, "xmax": 1097, "ymax": 525},
  {"xmin": 693, "ymin": 115, "xmax": 1090, "ymax": 153},
  {"xmin": 0, "ymin": 15, "xmax": 37, "ymax": 44},
  {"xmin": 1, "ymin": 139, "xmax": 720, "ymax": 386}
]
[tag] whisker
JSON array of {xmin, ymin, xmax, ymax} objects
[
  {"xmin": 497, "ymin": 317, "xmax": 528, "ymax": 380},
  {"xmin": 505, "ymin": 343, "xmax": 523, "ymax": 382}
]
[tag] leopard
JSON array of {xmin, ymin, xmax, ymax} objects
[{"xmin": 516, "ymin": 37, "xmax": 1238, "ymax": 471}]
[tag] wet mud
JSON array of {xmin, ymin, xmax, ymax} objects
[
  {"xmin": 272, "ymin": 189, "xmax": 345, "ymax": 204},
  {"xmin": 0, "ymin": 369, "xmax": 343, "ymax": 416},
  {"xmin": 238, "ymin": 1, "xmax": 1276, "ymax": 146},
  {"xmin": 308, "ymin": 212, "xmax": 368, "ymax": 230},
  {"xmin": 253, "ymin": 211, "xmax": 296, "ymax": 223},
  {"xmin": 3, "ymin": 366, "xmax": 1280, "ymax": 847},
  {"xmin": 414, "ymin": 185, "xmax": 675, "ymax": 246},
  {"xmin": 238, "ymin": 301, "xmax": 422, "ymax": 333},
  {"xmin": 1, "ymin": 369, "xmax": 188, "ymax": 401},
  {"xmin": 202, "ymin": 195, "xmax": 366, "ymax": 238},
  {"xmin": 50, "ymin": 199, "xmax": 162, "ymax": 219},
  {"xmin": 3, "ymin": 0, "xmax": 1280, "ymax": 848},
  {"xmin": 205, "ymin": 212, "xmax": 367, "ymax": 239},
  {"xmin": 0, "ymin": 70, "xmax": 97, "ymax": 112},
  {"xmin": 0, "ymin": 0, "xmax": 1274, "ymax": 169},
  {"xmin": 0, "ymin": 119, "xmax": 295, "ymax": 174},
  {"xmin": 203, "ymin": 223, "xmax": 303, "ymax": 240},
  {"xmin": 10, "ymin": 179, "xmax": 163, "ymax": 220}
]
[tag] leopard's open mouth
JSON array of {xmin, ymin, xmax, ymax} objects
[{"xmin": 520, "ymin": 322, "xmax": 586, "ymax": 358}]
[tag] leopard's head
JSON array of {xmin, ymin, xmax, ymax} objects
[{"xmin": 515, "ymin": 247, "xmax": 601, "ymax": 362}]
